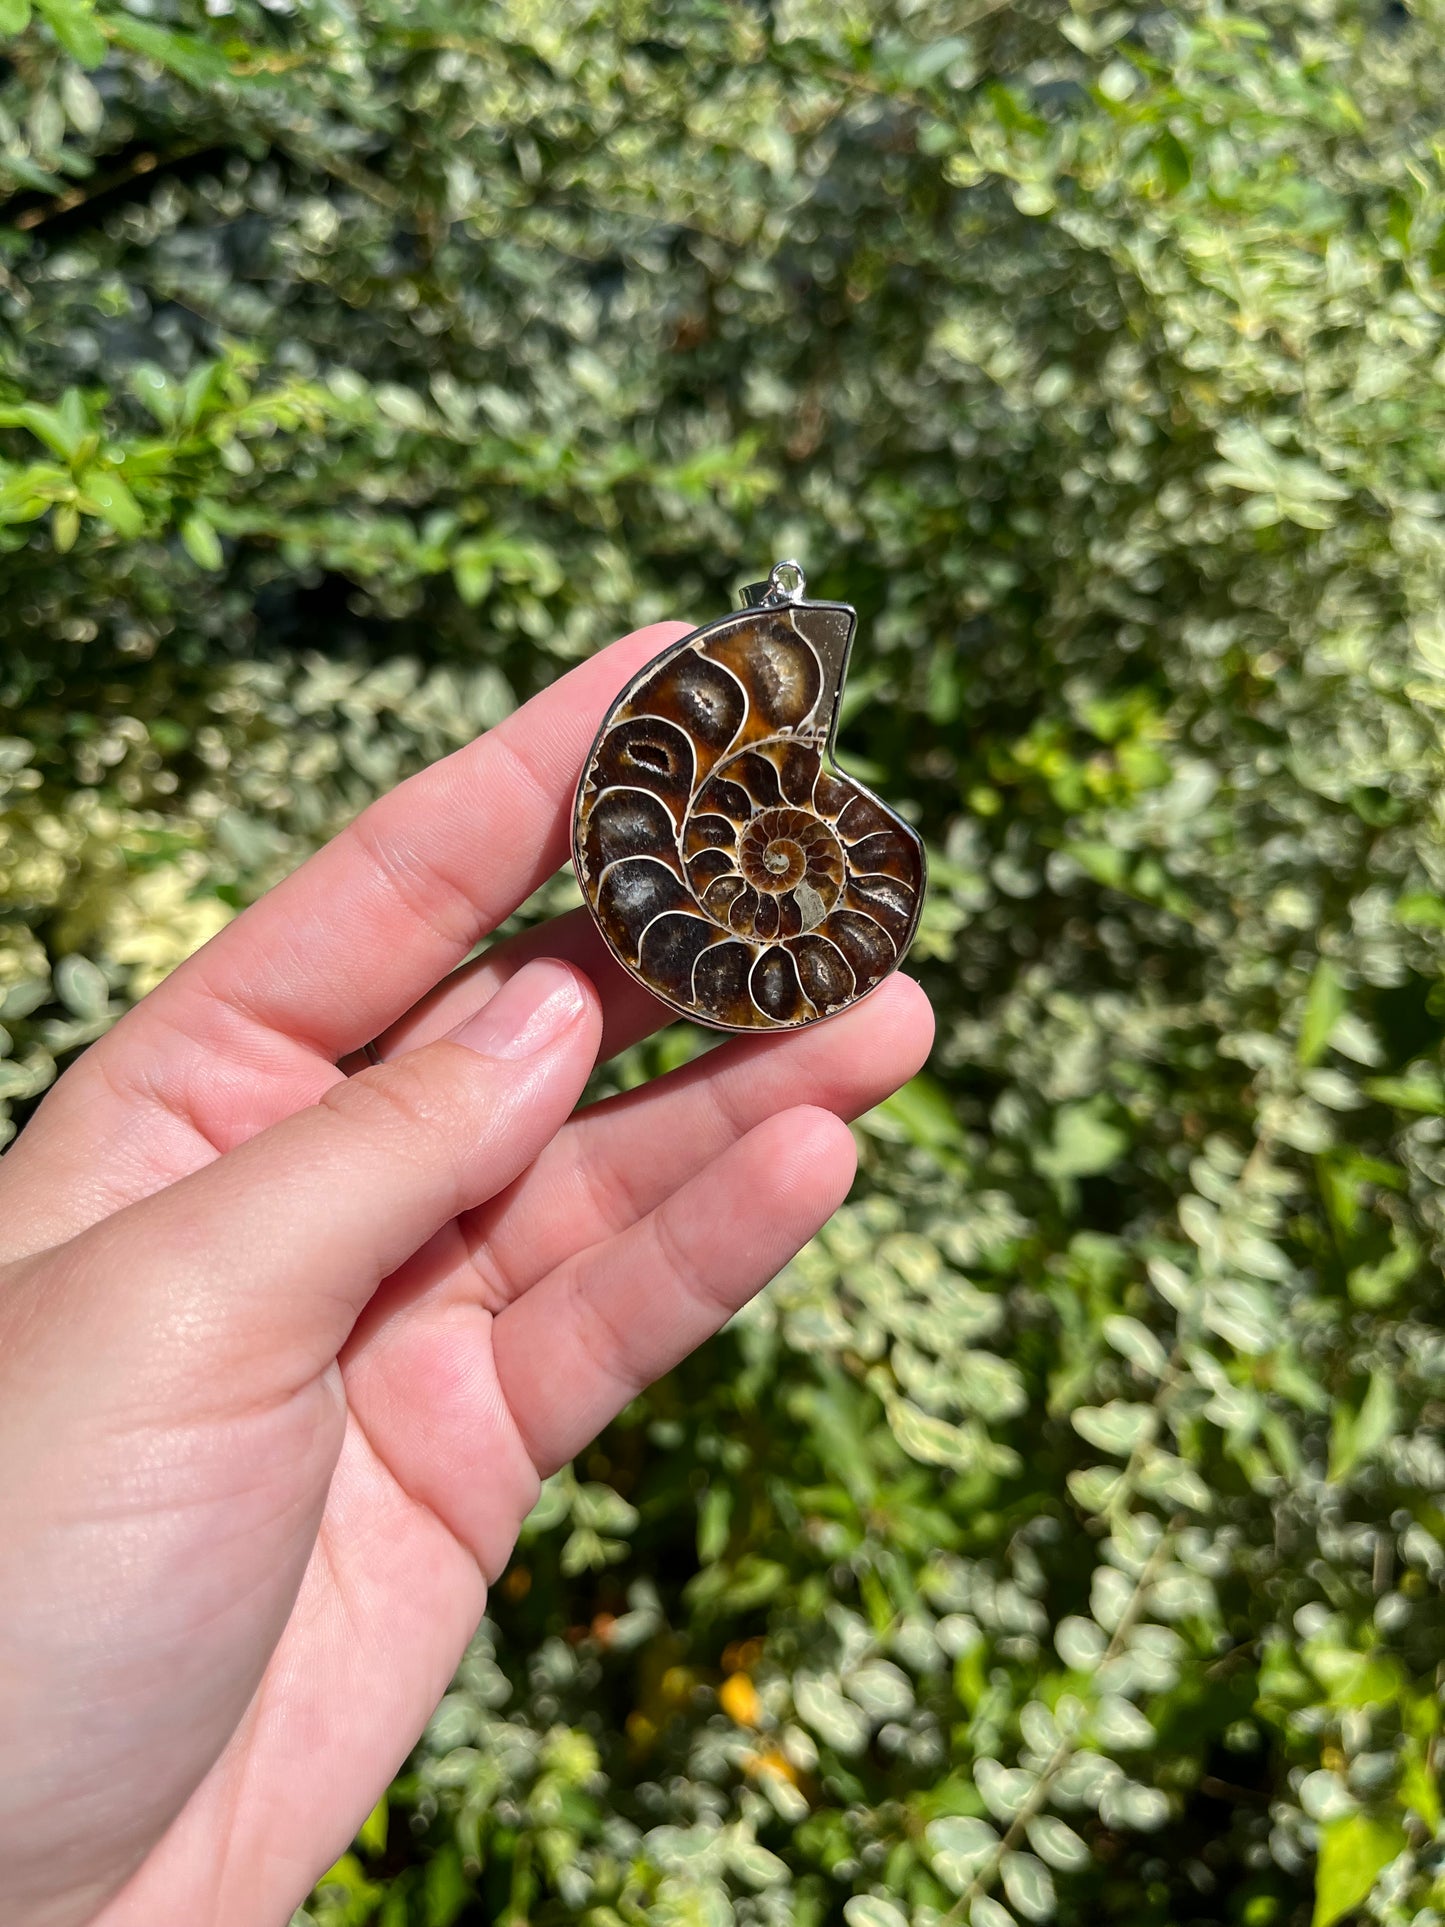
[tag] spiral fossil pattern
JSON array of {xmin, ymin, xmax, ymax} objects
[{"xmin": 573, "ymin": 598, "xmax": 925, "ymax": 1030}]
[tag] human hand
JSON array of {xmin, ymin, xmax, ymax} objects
[{"xmin": 0, "ymin": 622, "xmax": 933, "ymax": 1927}]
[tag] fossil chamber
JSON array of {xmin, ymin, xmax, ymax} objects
[{"xmin": 572, "ymin": 565, "xmax": 926, "ymax": 1032}]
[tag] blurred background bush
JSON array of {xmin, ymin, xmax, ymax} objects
[{"xmin": 4, "ymin": 0, "xmax": 1445, "ymax": 1921}]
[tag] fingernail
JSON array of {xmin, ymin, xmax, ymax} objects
[{"xmin": 448, "ymin": 960, "xmax": 588, "ymax": 1060}]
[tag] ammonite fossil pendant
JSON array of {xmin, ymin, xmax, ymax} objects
[{"xmin": 572, "ymin": 560, "xmax": 926, "ymax": 1033}]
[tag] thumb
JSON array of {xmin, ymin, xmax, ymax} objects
[{"xmin": 47, "ymin": 958, "xmax": 601, "ymax": 1403}]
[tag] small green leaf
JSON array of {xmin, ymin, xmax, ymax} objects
[
  {"xmin": 878, "ymin": 1073, "xmax": 966, "ymax": 1163},
  {"xmin": 51, "ymin": 501, "xmax": 78, "ymax": 552},
  {"xmin": 844, "ymin": 1900, "xmax": 909, "ymax": 1927},
  {"xmin": 1386, "ymin": 190, "xmax": 1413, "ymax": 252},
  {"xmin": 1394, "ymin": 889, "xmax": 1445, "ymax": 927},
  {"xmin": 728, "ymin": 1836, "xmax": 789, "ymax": 1889},
  {"xmin": 421, "ymin": 1842, "xmax": 472, "ymax": 1927},
  {"xmin": 1308, "ymin": 1646, "xmax": 1403, "ymax": 1710},
  {"xmin": 1299, "ymin": 959, "xmax": 1345, "ymax": 1066},
  {"xmin": 104, "ymin": 13, "xmax": 233, "ymax": 82},
  {"xmin": 1363, "ymin": 1069, "xmax": 1445, "ymax": 1113},
  {"xmin": 1328, "ymin": 1369, "xmax": 1397, "ymax": 1482},
  {"xmin": 312, "ymin": 1851, "xmax": 381, "ymax": 1909},
  {"xmin": 1347, "ymin": 1233, "xmax": 1418, "ymax": 1308},
  {"xmin": 78, "ymin": 466, "xmax": 143, "ymax": 537},
  {"xmin": 696, "ymin": 1483, "xmax": 731, "ymax": 1564},
  {"xmin": 1093, "ymin": 1694, "xmax": 1155, "ymax": 1748},
  {"xmin": 1064, "ymin": 838, "xmax": 1130, "ymax": 890},
  {"xmin": 975, "ymin": 1757, "xmax": 1036, "ymax": 1821},
  {"xmin": 59, "ymin": 64, "xmax": 102, "ymax": 133},
  {"xmin": 1067, "ymin": 1464, "xmax": 1125, "ymax": 1511},
  {"xmin": 0, "ymin": 465, "xmax": 60, "ymax": 522},
  {"xmin": 130, "ymin": 363, "xmax": 180, "ymax": 430},
  {"xmin": 886, "ymin": 1398, "xmax": 974, "ymax": 1470},
  {"xmin": 1054, "ymin": 1616, "xmax": 1107, "ymax": 1671},
  {"xmin": 571, "ymin": 1480, "xmax": 637, "ymax": 1535},
  {"xmin": 1103, "ymin": 1314, "xmax": 1168, "ymax": 1377},
  {"xmin": 1312, "ymin": 1812, "xmax": 1405, "ymax": 1927},
  {"xmin": 1026, "ymin": 1814, "xmax": 1090, "ymax": 1871},
  {"xmin": 0, "ymin": 398, "xmax": 85, "ymax": 461},
  {"xmin": 0, "ymin": 0, "xmax": 33, "ymax": 33},
  {"xmin": 1072, "ymin": 1399, "xmax": 1157, "ymax": 1457},
  {"xmin": 1035, "ymin": 1098, "xmax": 1128, "ymax": 1182},
  {"xmin": 356, "ymin": 1793, "xmax": 387, "ymax": 1855},
  {"xmin": 1400, "ymin": 1740, "xmax": 1441, "ymax": 1831},
  {"xmin": 794, "ymin": 1673, "xmax": 869, "ymax": 1754},
  {"xmin": 180, "ymin": 359, "xmax": 231, "ymax": 428},
  {"xmin": 53, "ymin": 953, "xmax": 109, "ymax": 1019},
  {"xmin": 1000, "ymin": 1850, "xmax": 1055, "ymax": 1923},
  {"xmin": 452, "ymin": 543, "xmax": 493, "ymax": 606},
  {"xmin": 180, "ymin": 510, "xmax": 224, "ymax": 570},
  {"xmin": 35, "ymin": 0, "xmax": 105, "ymax": 66},
  {"xmin": 374, "ymin": 382, "xmax": 430, "ymax": 429},
  {"xmin": 1153, "ymin": 129, "xmax": 1191, "ymax": 194},
  {"xmin": 927, "ymin": 1814, "xmax": 997, "ymax": 1892}
]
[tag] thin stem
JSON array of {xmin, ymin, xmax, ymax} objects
[{"xmin": 940, "ymin": 1526, "xmax": 1178, "ymax": 1924}]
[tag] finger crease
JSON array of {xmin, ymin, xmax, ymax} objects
[
  {"xmin": 342, "ymin": 1402, "xmax": 490, "ymax": 1584},
  {"xmin": 343, "ymin": 811, "xmax": 486, "ymax": 956},
  {"xmin": 649, "ymin": 1201, "xmax": 726, "ymax": 1323},
  {"xmin": 576, "ymin": 1149, "xmax": 646, "ymax": 1242},
  {"xmin": 702, "ymin": 1066, "xmax": 755, "ymax": 1147},
  {"xmin": 486, "ymin": 724, "xmax": 558, "ymax": 824},
  {"xmin": 456, "ymin": 1220, "xmax": 518, "ymax": 1316},
  {"xmin": 97, "ymin": 1020, "xmax": 229, "ymax": 1160},
  {"xmin": 565, "ymin": 1262, "xmax": 643, "ymax": 1405}
]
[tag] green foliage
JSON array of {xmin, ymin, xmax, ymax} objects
[{"xmin": 4, "ymin": 0, "xmax": 1445, "ymax": 1923}]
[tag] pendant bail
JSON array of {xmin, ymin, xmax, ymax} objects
[{"xmin": 739, "ymin": 558, "xmax": 808, "ymax": 608}]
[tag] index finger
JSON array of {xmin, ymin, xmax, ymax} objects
[
  {"xmin": 132, "ymin": 621, "xmax": 692, "ymax": 1065},
  {"xmin": 0, "ymin": 624, "xmax": 691, "ymax": 1267}
]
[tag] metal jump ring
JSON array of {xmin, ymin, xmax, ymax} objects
[{"xmin": 766, "ymin": 558, "xmax": 806, "ymax": 603}]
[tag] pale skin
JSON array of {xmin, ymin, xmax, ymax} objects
[{"xmin": 0, "ymin": 620, "xmax": 934, "ymax": 1927}]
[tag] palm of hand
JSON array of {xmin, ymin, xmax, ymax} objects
[{"xmin": 0, "ymin": 624, "xmax": 932, "ymax": 1927}]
